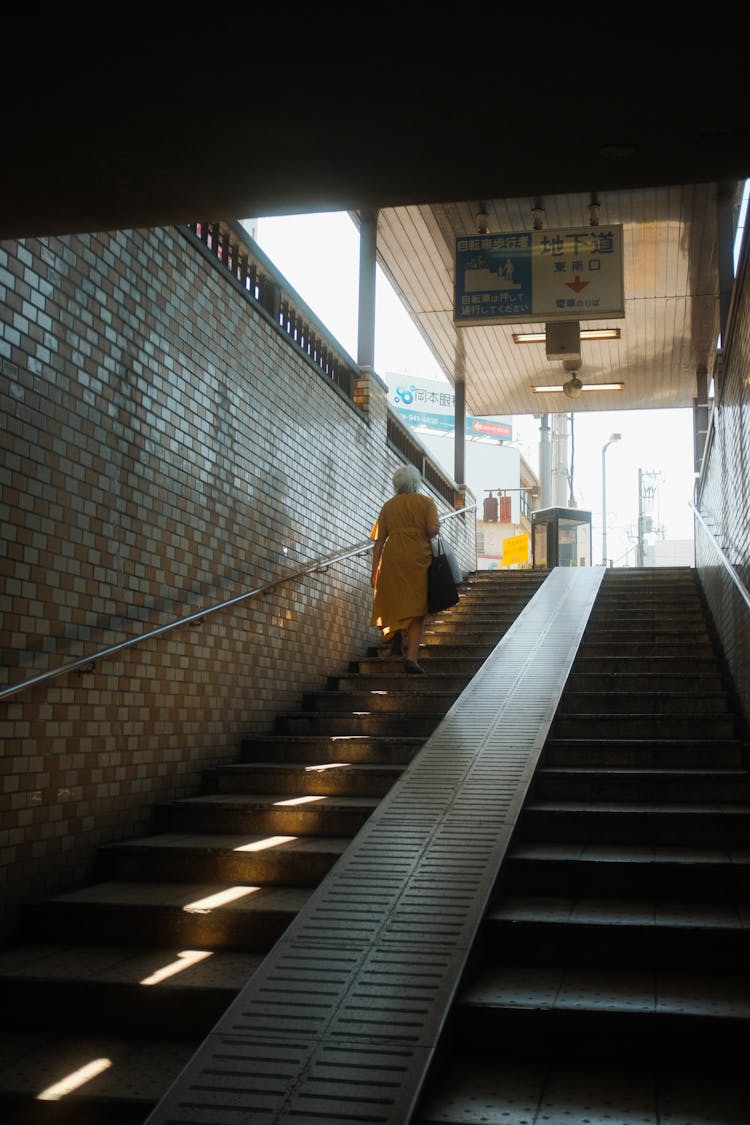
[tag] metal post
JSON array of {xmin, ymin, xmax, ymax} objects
[
  {"xmin": 538, "ymin": 414, "xmax": 552, "ymax": 508},
  {"xmin": 356, "ymin": 209, "xmax": 378, "ymax": 370},
  {"xmin": 601, "ymin": 433, "xmax": 621, "ymax": 566},
  {"xmin": 454, "ymin": 377, "xmax": 466, "ymax": 487}
]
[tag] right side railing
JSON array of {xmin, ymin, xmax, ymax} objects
[{"xmin": 690, "ymin": 502, "xmax": 750, "ymax": 615}]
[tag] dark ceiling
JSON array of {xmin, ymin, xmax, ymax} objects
[
  {"xmin": 3, "ymin": 45, "xmax": 749, "ymax": 241},
  {"xmin": 5, "ymin": 40, "xmax": 749, "ymax": 421}
]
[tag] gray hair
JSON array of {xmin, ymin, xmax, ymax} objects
[{"xmin": 392, "ymin": 465, "xmax": 422, "ymax": 494}]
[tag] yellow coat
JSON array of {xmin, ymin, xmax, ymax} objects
[{"xmin": 370, "ymin": 491, "xmax": 439, "ymax": 638}]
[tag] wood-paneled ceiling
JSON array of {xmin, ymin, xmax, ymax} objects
[
  {"xmin": 4, "ymin": 38, "xmax": 748, "ymax": 420},
  {"xmin": 373, "ymin": 181, "xmax": 739, "ymax": 417}
]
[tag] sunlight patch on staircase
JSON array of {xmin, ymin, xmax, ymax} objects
[
  {"xmin": 140, "ymin": 949, "xmax": 213, "ymax": 985},
  {"xmin": 184, "ymin": 886, "xmax": 260, "ymax": 912},
  {"xmin": 37, "ymin": 1057, "xmax": 112, "ymax": 1100},
  {"xmin": 275, "ymin": 795, "xmax": 326, "ymax": 806},
  {"xmin": 233, "ymin": 835, "xmax": 297, "ymax": 851},
  {"xmin": 304, "ymin": 763, "xmax": 350, "ymax": 773}
]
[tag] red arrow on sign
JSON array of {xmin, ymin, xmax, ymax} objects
[{"xmin": 565, "ymin": 276, "xmax": 589, "ymax": 293}]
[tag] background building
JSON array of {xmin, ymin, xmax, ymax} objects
[{"xmin": 387, "ymin": 374, "xmax": 540, "ymax": 567}]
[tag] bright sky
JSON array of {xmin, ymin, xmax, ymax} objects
[{"xmin": 249, "ymin": 198, "xmax": 747, "ymax": 566}]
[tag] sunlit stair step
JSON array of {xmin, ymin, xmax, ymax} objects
[
  {"xmin": 434, "ymin": 604, "xmax": 539, "ymax": 621},
  {"xmin": 356, "ymin": 654, "xmax": 487, "ymax": 675},
  {"xmin": 0, "ymin": 942, "xmax": 264, "ymax": 1034},
  {"xmin": 204, "ymin": 759, "xmax": 403, "ymax": 797},
  {"xmin": 368, "ymin": 645, "xmax": 493, "ymax": 664},
  {"xmin": 422, "ymin": 630, "xmax": 517, "ymax": 648},
  {"xmin": 21, "ymin": 880, "xmax": 312, "ymax": 951},
  {"xmin": 0, "ymin": 1028, "xmax": 195, "ymax": 1125},
  {"xmin": 154, "ymin": 791, "xmax": 379, "ymax": 836},
  {"xmin": 274, "ymin": 709, "xmax": 443, "ymax": 737},
  {"xmin": 300, "ymin": 689, "xmax": 461, "ymax": 714},
  {"xmin": 238, "ymin": 733, "xmax": 424, "ymax": 765},
  {"xmin": 330, "ymin": 672, "xmax": 472, "ymax": 694},
  {"xmin": 97, "ymin": 831, "xmax": 351, "ymax": 885}
]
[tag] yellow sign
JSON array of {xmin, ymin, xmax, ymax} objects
[{"xmin": 502, "ymin": 533, "xmax": 529, "ymax": 567}]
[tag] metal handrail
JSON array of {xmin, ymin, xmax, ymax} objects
[
  {"xmin": 690, "ymin": 500, "xmax": 750, "ymax": 613},
  {"xmin": 0, "ymin": 504, "xmax": 477, "ymax": 703}
]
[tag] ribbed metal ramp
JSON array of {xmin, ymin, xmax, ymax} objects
[{"xmin": 144, "ymin": 567, "xmax": 604, "ymax": 1125}]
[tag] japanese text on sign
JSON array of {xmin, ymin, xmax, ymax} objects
[{"xmin": 454, "ymin": 226, "xmax": 624, "ymax": 325}]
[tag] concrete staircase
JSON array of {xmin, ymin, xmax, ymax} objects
[
  {"xmin": 415, "ymin": 567, "xmax": 750, "ymax": 1124},
  {"xmin": 0, "ymin": 570, "xmax": 545, "ymax": 1124}
]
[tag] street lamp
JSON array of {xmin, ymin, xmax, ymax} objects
[{"xmin": 601, "ymin": 432, "xmax": 622, "ymax": 566}]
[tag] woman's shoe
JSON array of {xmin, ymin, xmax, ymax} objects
[{"xmin": 405, "ymin": 660, "xmax": 425, "ymax": 674}]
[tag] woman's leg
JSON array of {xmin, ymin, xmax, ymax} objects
[{"xmin": 405, "ymin": 617, "xmax": 425, "ymax": 664}]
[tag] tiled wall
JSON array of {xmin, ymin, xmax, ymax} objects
[
  {"xmin": 695, "ymin": 230, "xmax": 750, "ymax": 735},
  {"xmin": 0, "ymin": 226, "xmax": 473, "ymax": 939}
]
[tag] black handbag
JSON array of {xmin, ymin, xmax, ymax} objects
[{"xmin": 427, "ymin": 535, "xmax": 459, "ymax": 613}]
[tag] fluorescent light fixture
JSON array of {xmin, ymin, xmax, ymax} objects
[
  {"xmin": 530, "ymin": 382, "xmax": 625, "ymax": 393},
  {"xmin": 514, "ymin": 328, "xmax": 621, "ymax": 344},
  {"xmin": 580, "ymin": 328, "xmax": 622, "ymax": 341}
]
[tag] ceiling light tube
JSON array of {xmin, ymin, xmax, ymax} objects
[
  {"xmin": 514, "ymin": 328, "xmax": 621, "ymax": 344},
  {"xmin": 530, "ymin": 382, "xmax": 624, "ymax": 393}
]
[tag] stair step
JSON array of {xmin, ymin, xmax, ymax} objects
[
  {"xmin": 501, "ymin": 842, "xmax": 750, "ymax": 898},
  {"xmin": 423, "ymin": 628, "xmax": 515, "ymax": 644},
  {"xmin": 484, "ymin": 896, "xmax": 749, "ymax": 969},
  {"xmin": 542, "ymin": 737, "xmax": 746, "ymax": 767},
  {"xmin": 552, "ymin": 713, "xmax": 738, "ymax": 738},
  {"xmin": 416, "ymin": 1057, "xmax": 750, "ymax": 1125},
  {"xmin": 205, "ymin": 760, "xmax": 403, "ymax": 796},
  {"xmin": 574, "ymin": 640, "xmax": 716, "ymax": 657},
  {"xmin": 0, "ymin": 1028, "xmax": 195, "ymax": 1124},
  {"xmin": 451, "ymin": 964, "xmax": 750, "ymax": 1067},
  {"xmin": 97, "ymin": 831, "xmax": 351, "ymax": 884},
  {"xmin": 567, "ymin": 671, "xmax": 724, "ymax": 692},
  {"xmin": 571, "ymin": 655, "xmax": 721, "ymax": 674},
  {"xmin": 531, "ymin": 766, "xmax": 750, "ymax": 801},
  {"xmin": 559, "ymin": 691, "xmax": 731, "ymax": 714},
  {"xmin": 0, "ymin": 942, "xmax": 263, "ymax": 1033},
  {"xmin": 21, "ymin": 881, "xmax": 312, "ymax": 951},
  {"xmin": 360, "ymin": 649, "xmax": 490, "ymax": 668},
  {"xmin": 274, "ymin": 710, "xmax": 443, "ymax": 736},
  {"xmin": 301, "ymin": 689, "xmax": 461, "ymax": 714},
  {"xmin": 332, "ymin": 672, "xmax": 472, "ymax": 693},
  {"xmin": 238, "ymin": 734, "xmax": 423, "ymax": 764},
  {"xmin": 583, "ymin": 624, "xmax": 710, "ymax": 640},
  {"xmin": 155, "ymin": 791, "xmax": 380, "ymax": 836},
  {"xmin": 519, "ymin": 800, "xmax": 750, "ymax": 844}
]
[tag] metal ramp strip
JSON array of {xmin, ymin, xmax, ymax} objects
[{"xmin": 145, "ymin": 566, "xmax": 604, "ymax": 1125}]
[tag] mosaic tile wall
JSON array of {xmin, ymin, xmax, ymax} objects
[
  {"xmin": 695, "ymin": 232, "xmax": 750, "ymax": 735},
  {"xmin": 0, "ymin": 226, "xmax": 473, "ymax": 939}
]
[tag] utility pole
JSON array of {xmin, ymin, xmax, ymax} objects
[
  {"xmin": 637, "ymin": 469, "xmax": 660, "ymax": 567},
  {"xmin": 601, "ymin": 433, "xmax": 621, "ymax": 566}
]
